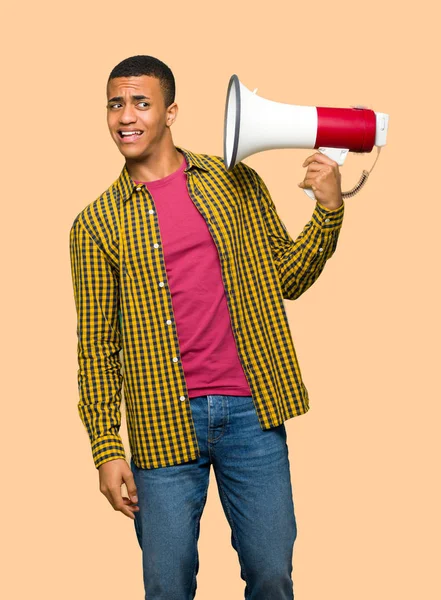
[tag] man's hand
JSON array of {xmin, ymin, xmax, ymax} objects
[
  {"xmin": 98, "ymin": 458, "xmax": 140, "ymax": 520},
  {"xmin": 298, "ymin": 152, "xmax": 343, "ymax": 210}
]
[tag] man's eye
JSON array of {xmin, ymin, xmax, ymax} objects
[{"xmin": 107, "ymin": 102, "xmax": 149, "ymax": 109}]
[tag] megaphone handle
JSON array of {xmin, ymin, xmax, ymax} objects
[{"xmin": 303, "ymin": 147, "xmax": 349, "ymax": 201}]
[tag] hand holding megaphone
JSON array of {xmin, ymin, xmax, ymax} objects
[
  {"xmin": 297, "ymin": 151, "xmax": 343, "ymax": 210},
  {"xmin": 223, "ymin": 75, "xmax": 389, "ymax": 201}
]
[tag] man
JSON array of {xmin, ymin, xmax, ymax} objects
[{"xmin": 69, "ymin": 54, "xmax": 344, "ymax": 600}]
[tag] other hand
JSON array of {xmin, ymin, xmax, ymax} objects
[{"xmin": 99, "ymin": 458, "xmax": 139, "ymax": 520}]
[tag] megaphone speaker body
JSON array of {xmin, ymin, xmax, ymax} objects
[{"xmin": 223, "ymin": 74, "xmax": 389, "ymax": 182}]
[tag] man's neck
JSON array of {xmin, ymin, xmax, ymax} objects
[{"xmin": 126, "ymin": 144, "xmax": 184, "ymax": 183}]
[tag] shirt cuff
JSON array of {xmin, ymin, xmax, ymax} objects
[
  {"xmin": 91, "ymin": 434, "xmax": 126, "ymax": 469},
  {"xmin": 311, "ymin": 200, "xmax": 345, "ymax": 230}
]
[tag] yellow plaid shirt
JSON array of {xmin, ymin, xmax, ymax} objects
[{"xmin": 69, "ymin": 146, "xmax": 345, "ymax": 469}]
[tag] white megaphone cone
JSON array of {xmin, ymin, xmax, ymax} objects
[{"xmin": 223, "ymin": 74, "xmax": 389, "ymax": 201}]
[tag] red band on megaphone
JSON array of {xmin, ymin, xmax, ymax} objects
[{"xmin": 315, "ymin": 107, "xmax": 376, "ymax": 152}]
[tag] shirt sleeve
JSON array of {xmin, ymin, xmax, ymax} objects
[
  {"xmin": 252, "ymin": 168, "xmax": 345, "ymax": 300},
  {"xmin": 69, "ymin": 217, "xmax": 126, "ymax": 469}
]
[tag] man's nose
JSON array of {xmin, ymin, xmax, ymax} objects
[{"xmin": 119, "ymin": 105, "xmax": 136, "ymax": 122}]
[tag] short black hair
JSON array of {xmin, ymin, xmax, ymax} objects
[{"xmin": 107, "ymin": 55, "xmax": 175, "ymax": 109}]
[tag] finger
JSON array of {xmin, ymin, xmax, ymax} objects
[
  {"xmin": 122, "ymin": 470, "xmax": 138, "ymax": 504},
  {"xmin": 303, "ymin": 163, "xmax": 323, "ymax": 172},
  {"xmin": 298, "ymin": 176, "xmax": 317, "ymax": 186},
  {"xmin": 110, "ymin": 495, "xmax": 136, "ymax": 519},
  {"xmin": 108, "ymin": 486, "xmax": 125, "ymax": 510},
  {"xmin": 122, "ymin": 496, "xmax": 140, "ymax": 509},
  {"xmin": 120, "ymin": 505, "xmax": 137, "ymax": 519},
  {"xmin": 302, "ymin": 155, "xmax": 319, "ymax": 167},
  {"xmin": 298, "ymin": 178, "xmax": 318, "ymax": 190},
  {"xmin": 122, "ymin": 502, "xmax": 140, "ymax": 515},
  {"xmin": 303, "ymin": 152, "xmax": 337, "ymax": 168}
]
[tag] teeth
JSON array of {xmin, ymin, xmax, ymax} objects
[{"xmin": 121, "ymin": 131, "xmax": 142, "ymax": 136}]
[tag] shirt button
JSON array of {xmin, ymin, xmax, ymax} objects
[
  {"xmin": 324, "ymin": 218, "xmax": 330, "ymax": 222},
  {"xmin": 149, "ymin": 209, "xmax": 154, "ymax": 214},
  {"xmin": 136, "ymin": 186, "xmax": 142, "ymax": 191},
  {"xmin": 166, "ymin": 319, "xmax": 172, "ymax": 325},
  {"xmin": 159, "ymin": 281, "xmax": 165, "ymax": 287},
  {"xmin": 180, "ymin": 395, "xmax": 186, "ymax": 401},
  {"xmin": 153, "ymin": 243, "xmax": 159, "ymax": 248},
  {"xmin": 318, "ymin": 248, "xmax": 323, "ymax": 252},
  {"xmin": 172, "ymin": 357, "xmax": 178, "ymax": 362}
]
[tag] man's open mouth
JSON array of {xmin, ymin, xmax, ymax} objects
[{"xmin": 118, "ymin": 130, "xmax": 144, "ymax": 140}]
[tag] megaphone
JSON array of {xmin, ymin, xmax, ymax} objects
[{"xmin": 223, "ymin": 74, "xmax": 389, "ymax": 201}]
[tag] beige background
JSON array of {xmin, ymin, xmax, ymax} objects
[{"xmin": 2, "ymin": 0, "xmax": 439, "ymax": 598}]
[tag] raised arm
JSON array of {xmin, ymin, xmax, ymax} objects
[{"xmin": 252, "ymin": 169, "xmax": 345, "ymax": 300}]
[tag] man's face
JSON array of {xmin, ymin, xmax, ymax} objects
[{"xmin": 106, "ymin": 75, "xmax": 177, "ymax": 160}]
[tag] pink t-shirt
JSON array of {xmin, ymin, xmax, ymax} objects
[{"xmin": 134, "ymin": 152, "xmax": 252, "ymax": 399}]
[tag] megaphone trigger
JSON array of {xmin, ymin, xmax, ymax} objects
[{"xmin": 317, "ymin": 147, "xmax": 349, "ymax": 166}]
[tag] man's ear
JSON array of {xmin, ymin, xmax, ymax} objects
[{"xmin": 166, "ymin": 103, "xmax": 178, "ymax": 127}]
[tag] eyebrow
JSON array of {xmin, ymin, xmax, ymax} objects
[{"xmin": 107, "ymin": 95, "xmax": 151, "ymax": 103}]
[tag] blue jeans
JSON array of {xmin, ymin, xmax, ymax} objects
[{"xmin": 130, "ymin": 394, "xmax": 297, "ymax": 599}]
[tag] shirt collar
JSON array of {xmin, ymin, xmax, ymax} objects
[{"xmin": 116, "ymin": 146, "xmax": 209, "ymax": 204}]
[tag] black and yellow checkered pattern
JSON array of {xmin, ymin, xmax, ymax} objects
[{"xmin": 69, "ymin": 146, "xmax": 344, "ymax": 469}]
